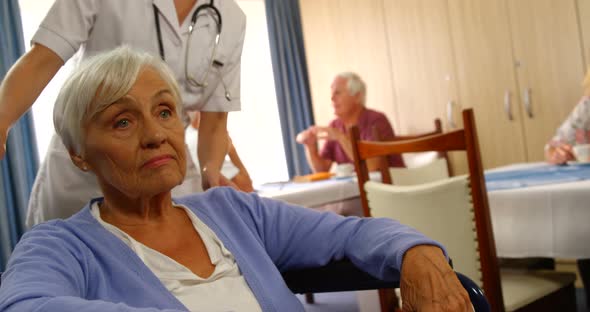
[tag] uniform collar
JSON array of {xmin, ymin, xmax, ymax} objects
[{"xmin": 152, "ymin": 0, "xmax": 183, "ymax": 41}]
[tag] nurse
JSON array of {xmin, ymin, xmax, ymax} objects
[{"xmin": 0, "ymin": 0, "xmax": 246, "ymax": 227}]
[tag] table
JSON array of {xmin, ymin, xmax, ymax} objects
[
  {"xmin": 260, "ymin": 164, "xmax": 590, "ymax": 259},
  {"xmin": 257, "ymin": 176, "xmax": 363, "ymax": 216},
  {"xmin": 486, "ymin": 162, "xmax": 590, "ymax": 306},
  {"xmin": 486, "ymin": 162, "xmax": 590, "ymax": 259}
]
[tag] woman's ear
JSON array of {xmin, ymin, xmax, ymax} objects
[{"xmin": 69, "ymin": 152, "xmax": 90, "ymax": 172}]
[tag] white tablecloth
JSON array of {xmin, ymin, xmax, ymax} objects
[
  {"xmin": 257, "ymin": 177, "xmax": 363, "ymax": 216},
  {"xmin": 487, "ymin": 163, "xmax": 590, "ymax": 259},
  {"xmin": 258, "ymin": 164, "xmax": 590, "ymax": 259}
]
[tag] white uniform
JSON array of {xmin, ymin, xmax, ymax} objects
[{"xmin": 26, "ymin": 0, "xmax": 246, "ymax": 227}]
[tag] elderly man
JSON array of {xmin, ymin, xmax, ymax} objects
[{"xmin": 297, "ymin": 72, "xmax": 404, "ymax": 172}]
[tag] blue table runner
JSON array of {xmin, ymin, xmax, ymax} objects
[{"xmin": 485, "ymin": 163, "xmax": 590, "ymax": 191}]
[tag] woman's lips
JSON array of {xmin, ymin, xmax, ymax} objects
[{"xmin": 142, "ymin": 155, "xmax": 174, "ymax": 168}]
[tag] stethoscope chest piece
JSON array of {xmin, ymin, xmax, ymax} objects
[{"xmin": 154, "ymin": 0, "xmax": 232, "ymax": 101}]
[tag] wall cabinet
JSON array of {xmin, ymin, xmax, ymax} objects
[
  {"xmin": 505, "ymin": 0, "xmax": 585, "ymax": 161},
  {"xmin": 579, "ymin": 0, "xmax": 590, "ymax": 67},
  {"xmin": 299, "ymin": 0, "xmax": 398, "ymax": 128},
  {"xmin": 381, "ymin": 0, "xmax": 465, "ymax": 173},
  {"xmin": 300, "ymin": 0, "xmax": 587, "ymax": 172},
  {"xmin": 447, "ymin": 0, "xmax": 528, "ymax": 169}
]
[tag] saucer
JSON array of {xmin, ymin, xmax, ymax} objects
[{"xmin": 332, "ymin": 173, "xmax": 356, "ymax": 180}]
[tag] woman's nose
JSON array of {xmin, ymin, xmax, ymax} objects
[{"xmin": 141, "ymin": 119, "xmax": 167, "ymax": 148}]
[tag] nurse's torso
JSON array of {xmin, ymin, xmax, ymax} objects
[{"xmin": 80, "ymin": 0, "xmax": 243, "ymax": 112}]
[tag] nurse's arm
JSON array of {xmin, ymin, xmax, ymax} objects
[
  {"xmin": 198, "ymin": 111, "xmax": 238, "ymax": 189},
  {"xmin": 0, "ymin": 43, "xmax": 64, "ymax": 158}
]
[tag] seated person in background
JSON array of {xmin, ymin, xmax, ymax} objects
[
  {"xmin": 0, "ymin": 47, "xmax": 471, "ymax": 312},
  {"xmin": 296, "ymin": 72, "xmax": 404, "ymax": 173},
  {"xmin": 186, "ymin": 111, "xmax": 254, "ymax": 192},
  {"xmin": 545, "ymin": 69, "xmax": 590, "ymax": 164}
]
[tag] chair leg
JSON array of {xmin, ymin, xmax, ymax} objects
[
  {"xmin": 577, "ymin": 258, "xmax": 590, "ymax": 308},
  {"xmin": 305, "ymin": 293, "xmax": 315, "ymax": 304}
]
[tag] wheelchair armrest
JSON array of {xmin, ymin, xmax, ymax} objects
[
  {"xmin": 281, "ymin": 260, "xmax": 490, "ymax": 312},
  {"xmin": 456, "ymin": 272, "xmax": 491, "ymax": 312},
  {"xmin": 282, "ymin": 259, "xmax": 399, "ymax": 294},
  {"xmin": 1, "ymin": 264, "xmax": 490, "ymax": 311}
]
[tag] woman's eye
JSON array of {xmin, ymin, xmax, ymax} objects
[
  {"xmin": 115, "ymin": 119, "xmax": 130, "ymax": 129},
  {"xmin": 160, "ymin": 109, "xmax": 172, "ymax": 119}
]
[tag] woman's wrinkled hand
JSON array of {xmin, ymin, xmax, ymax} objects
[
  {"xmin": 400, "ymin": 245, "xmax": 472, "ymax": 312},
  {"xmin": 546, "ymin": 143, "xmax": 574, "ymax": 165}
]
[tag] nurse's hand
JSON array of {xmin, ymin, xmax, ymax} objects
[
  {"xmin": 400, "ymin": 245, "xmax": 471, "ymax": 312},
  {"xmin": 202, "ymin": 167, "xmax": 239, "ymax": 190}
]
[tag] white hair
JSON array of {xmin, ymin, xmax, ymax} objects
[
  {"xmin": 336, "ymin": 72, "xmax": 366, "ymax": 106},
  {"xmin": 53, "ymin": 46, "xmax": 182, "ymax": 155}
]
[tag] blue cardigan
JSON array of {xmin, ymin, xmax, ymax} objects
[{"xmin": 0, "ymin": 187, "xmax": 444, "ymax": 311}]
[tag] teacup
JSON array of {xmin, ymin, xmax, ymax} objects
[
  {"xmin": 335, "ymin": 163, "xmax": 354, "ymax": 177},
  {"xmin": 573, "ymin": 144, "xmax": 590, "ymax": 163}
]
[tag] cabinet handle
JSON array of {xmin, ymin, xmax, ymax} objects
[
  {"xmin": 523, "ymin": 88, "xmax": 533, "ymax": 118},
  {"xmin": 447, "ymin": 100, "xmax": 456, "ymax": 129},
  {"xmin": 504, "ymin": 90, "xmax": 513, "ymax": 121}
]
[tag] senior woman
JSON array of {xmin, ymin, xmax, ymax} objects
[
  {"xmin": 546, "ymin": 68, "xmax": 590, "ymax": 164},
  {"xmin": 0, "ymin": 47, "xmax": 470, "ymax": 311}
]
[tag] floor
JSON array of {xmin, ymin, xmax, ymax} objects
[
  {"xmin": 297, "ymin": 289, "xmax": 589, "ymax": 311},
  {"xmin": 296, "ymin": 292, "xmax": 359, "ymax": 312}
]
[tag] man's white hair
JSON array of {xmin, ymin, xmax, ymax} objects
[
  {"xmin": 336, "ymin": 72, "xmax": 366, "ymax": 106},
  {"xmin": 53, "ymin": 46, "xmax": 182, "ymax": 155}
]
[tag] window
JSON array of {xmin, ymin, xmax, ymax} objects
[
  {"xmin": 19, "ymin": 0, "xmax": 288, "ymax": 186},
  {"xmin": 229, "ymin": 0, "xmax": 289, "ymax": 185}
]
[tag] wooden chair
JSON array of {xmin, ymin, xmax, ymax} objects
[
  {"xmin": 307, "ymin": 119, "xmax": 452, "ymax": 306},
  {"xmin": 350, "ymin": 108, "xmax": 577, "ymax": 312},
  {"xmin": 388, "ymin": 157, "xmax": 449, "ymax": 185},
  {"xmin": 372, "ymin": 118, "xmax": 452, "ymax": 185}
]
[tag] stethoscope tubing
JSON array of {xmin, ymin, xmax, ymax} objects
[{"xmin": 152, "ymin": 1, "xmax": 230, "ymax": 100}]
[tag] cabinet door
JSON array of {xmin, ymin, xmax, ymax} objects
[
  {"xmin": 383, "ymin": 0, "xmax": 458, "ymax": 133},
  {"xmin": 508, "ymin": 0, "xmax": 586, "ymax": 161},
  {"xmin": 448, "ymin": 0, "xmax": 528, "ymax": 169},
  {"xmin": 299, "ymin": 0, "xmax": 397, "ymax": 127},
  {"xmin": 382, "ymin": 0, "xmax": 466, "ymax": 173},
  {"xmin": 578, "ymin": 0, "xmax": 590, "ymax": 67}
]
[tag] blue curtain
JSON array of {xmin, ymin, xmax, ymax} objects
[
  {"xmin": 265, "ymin": 0, "xmax": 314, "ymax": 177},
  {"xmin": 0, "ymin": 0, "xmax": 39, "ymax": 270}
]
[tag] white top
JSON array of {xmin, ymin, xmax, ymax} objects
[
  {"xmin": 90, "ymin": 202, "xmax": 262, "ymax": 312},
  {"xmin": 26, "ymin": 0, "xmax": 246, "ymax": 227}
]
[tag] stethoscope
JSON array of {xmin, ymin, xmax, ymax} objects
[{"xmin": 152, "ymin": 0, "xmax": 232, "ymax": 101}]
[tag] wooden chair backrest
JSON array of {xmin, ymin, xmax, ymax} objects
[
  {"xmin": 350, "ymin": 109, "xmax": 504, "ymax": 312},
  {"xmin": 370, "ymin": 119, "xmax": 451, "ymax": 185}
]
